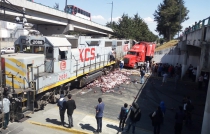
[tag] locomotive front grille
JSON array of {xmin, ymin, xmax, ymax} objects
[{"xmin": 124, "ymin": 58, "xmax": 129, "ymax": 64}]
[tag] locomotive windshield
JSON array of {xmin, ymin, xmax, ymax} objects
[{"xmin": 127, "ymin": 51, "xmax": 136, "ymax": 55}]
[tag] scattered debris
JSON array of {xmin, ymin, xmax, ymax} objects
[{"xmin": 86, "ymin": 70, "xmax": 131, "ymax": 93}]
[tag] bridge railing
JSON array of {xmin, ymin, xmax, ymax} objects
[
  {"xmin": 183, "ymin": 16, "xmax": 210, "ymax": 35},
  {"xmin": 26, "ymin": 0, "xmax": 110, "ymax": 28}
]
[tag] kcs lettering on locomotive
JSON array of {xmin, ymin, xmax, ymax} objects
[{"xmin": 79, "ymin": 48, "xmax": 95, "ymax": 62}]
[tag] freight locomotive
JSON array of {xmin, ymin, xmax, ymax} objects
[{"xmin": 0, "ymin": 35, "xmax": 130, "ymax": 121}]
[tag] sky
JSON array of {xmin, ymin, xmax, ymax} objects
[{"xmin": 33, "ymin": 0, "xmax": 210, "ymax": 36}]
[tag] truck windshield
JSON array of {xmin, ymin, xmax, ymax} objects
[{"xmin": 127, "ymin": 51, "xmax": 136, "ymax": 55}]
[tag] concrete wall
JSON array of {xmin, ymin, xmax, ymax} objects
[
  {"xmin": 0, "ymin": 42, "xmax": 14, "ymax": 48},
  {"xmin": 206, "ymin": 27, "xmax": 210, "ymax": 42},
  {"xmin": 153, "ymin": 54, "xmax": 200, "ymax": 67},
  {"xmin": 179, "ymin": 24, "xmax": 210, "ymax": 134},
  {"xmin": 186, "ymin": 29, "xmax": 202, "ymax": 47}
]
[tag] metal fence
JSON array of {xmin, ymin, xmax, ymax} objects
[{"xmin": 184, "ymin": 17, "xmax": 210, "ymax": 35}]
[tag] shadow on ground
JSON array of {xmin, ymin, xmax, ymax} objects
[
  {"xmin": 46, "ymin": 118, "xmax": 61, "ymax": 125},
  {"xmin": 106, "ymin": 124, "xmax": 119, "ymax": 131},
  {"xmin": 79, "ymin": 123, "xmax": 96, "ymax": 132},
  {"xmin": 123, "ymin": 76, "xmax": 206, "ymax": 134}
]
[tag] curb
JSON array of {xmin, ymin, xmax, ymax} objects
[{"xmin": 28, "ymin": 121, "xmax": 90, "ymax": 134}]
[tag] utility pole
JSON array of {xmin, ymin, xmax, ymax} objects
[
  {"xmin": 107, "ymin": 1, "xmax": 113, "ymax": 27},
  {"xmin": 111, "ymin": 1, "xmax": 113, "ymax": 25},
  {"xmin": 64, "ymin": 0, "xmax": 68, "ymax": 12},
  {"xmin": 178, "ymin": 0, "xmax": 182, "ymax": 38}
]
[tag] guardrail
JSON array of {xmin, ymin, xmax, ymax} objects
[{"xmin": 184, "ymin": 16, "xmax": 210, "ymax": 35}]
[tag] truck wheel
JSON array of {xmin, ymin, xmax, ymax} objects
[
  {"xmin": 1, "ymin": 51, "xmax": 5, "ymax": 55},
  {"xmin": 133, "ymin": 63, "xmax": 138, "ymax": 69}
]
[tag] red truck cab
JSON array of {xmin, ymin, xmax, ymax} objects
[{"xmin": 123, "ymin": 42, "xmax": 156, "ymax": 68}]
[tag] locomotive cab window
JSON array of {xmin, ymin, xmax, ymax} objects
[
  {"xmin": 34, "ymin": 46, "xmax": 44, "ymax": 54},
  {"xmin": 46, "ymin": 47, "xmax": 53, "ymax": 59},
  {"xmin": 23, "ymin": 45, "xmax": 32, "ymax": 53},
  {"xmin": 59, "ymin": 49, "xmax": 67, "ymax": 60}
]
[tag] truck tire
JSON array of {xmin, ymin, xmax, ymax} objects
[{"xmin": 133, "ymin": 63, "xmax": 138, "ymax": 69}]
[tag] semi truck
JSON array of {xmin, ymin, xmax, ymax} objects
[{"xmin": 123, "ymin": 41, "xmax": 156, "ymax": 69}]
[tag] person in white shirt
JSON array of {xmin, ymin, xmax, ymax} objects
[
  {"xmin": 0, "ymin": 96, "xmax": 10, "ymax": 129},
  {"xmin": 146, "ymin": 61, "xmax": 150, "ymax": 73},
  {"xmin": 161, "ymin": 72, "xmax": 168, "ymax": 86}
]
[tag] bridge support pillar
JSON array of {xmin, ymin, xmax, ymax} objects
[
  {"xmin": 201, "ymin": 78, "xmax": 210, "ymax": 134},
  {"xmin": 63, "ymin": 24, "xmax": 74, "ymax": 34},
  {"xmin": 201, "ymin": 42, "xmax": 210, "ymax": 134},
  {"xmin": 181, "ymin": 52, "xmax": 188, "ymax": 80},
  {"xmin": 200, "ymin": 43, "xmax": 210, "ymax": 72}
]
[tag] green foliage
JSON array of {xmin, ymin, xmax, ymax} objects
[
  {"xmin": 154, "ymin": 0, "xmax": 189, "ymax": 41},
  {"xmin": 106, "ymin": 13, "xmax": 158, "ymax": 42}
]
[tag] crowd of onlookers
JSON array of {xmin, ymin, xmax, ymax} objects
[
  {"xmin": 148, "ymin": 62, "xmax": 209, "ymax": 90},
  {"xmin": 151, "ymin": 63, "xmax": 182, "ymax": 78}
]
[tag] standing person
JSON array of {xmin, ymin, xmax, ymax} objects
[
  {"xmin": 174, "ymin": 106, "xmax": 185, "ymax": 134},
  {"xmin": 159, "ymin": 101, "xmax": 166, "ymax": 124},
  {"xmin": 168, "ymin": 65, "xmax": 173, "ymax": 77},
  {"xmin": 0, "ymin": 96, "xmax": 10, "ymax": 129},
  {"xmin": 157, "ymin": 64, "xmax": 162, "ymax": 77},
  {"xmin": 146, "ymin": 61, "xmax": 150, "ymax": 73},
  {"xmin": 203, "ymin": 73, "xmax": 209, "ymax": 90},
  {"xmin": 123, "ymin": 102, "xmax": 141, "ymax": 134},
  {"xmin": 109, "ymin": 48, "xmax": 115, "ymax": 61},
  {"xmin": 175, "ymin": 73, "xmax": 180, "ymax": 89},
  {"xmin": 188, "ymin": 64, "xmax": 193, "ymax": 78},
  {"xmin": 198, "ymin": 74, "xmax": 203, "ymax": 90},
  {"xmin": 152, "ymin": 106, "xmax": 163, "ymax": 134},
  {"xmin": 161, "ymin": 72, "xmax": 167, "ymax": 86},
  {"xmin": 119, "ymin": 103, "xmax": 129, "ymax": 131},
  {"xmin": 57, "ymin": 94, "xmax": 66, "ymax": 126},
  {"xmin": 65, "ymin": 94, "xmax": 76, "ymax": 128},
  {"xmin": 140, "ymin": 67, "xmax": 146, "ymax": 84},
  {"xmin": 119, "ymin": 60, "xmax": 124, "ymax": 70},
  {"xmin": 192, "ymin": 68, "xmax": 197, "ymax": 82},
  {"xmin": 95, "ymin": 98, "xmax": 105, "ymax": 133},
  {"xmin": 186, "ymin": 101, "xmax": 194, "ymax": 127},
  {"xmin": 144, "ymin": 62, "xmax": 147, "ymax": 71}
]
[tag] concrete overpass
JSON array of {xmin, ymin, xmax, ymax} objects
[
  {"xmin": 0, "ymin": 0, "xmax": 113, "ymax": 36},
  {"xmin": 154, "ymin": 16, "xmax": 210, "ymax": 134}
]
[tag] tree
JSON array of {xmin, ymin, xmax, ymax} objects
[
  {"xmin": 106, "ymin": 13, "xmax": 158, "ymax": 42},
  {"xmin": 154, "ymin": 0, "xmax": 189, "ymax": 41},
  {"xmin": 53, "ymin": 3, "xmax": 59, "ymax": 10}
]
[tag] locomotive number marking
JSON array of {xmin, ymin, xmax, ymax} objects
[
  {"xmin": 79, "ymin": 48, "xmax": 95, "ymax": 62},
  {"xmin": 59, "ymin": 73, "xmax": 67, "ymax": 81}
]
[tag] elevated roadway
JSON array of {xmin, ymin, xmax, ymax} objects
[{"xmin": 0, "ymin": 0, "xmax": 113, "ymax": 36}]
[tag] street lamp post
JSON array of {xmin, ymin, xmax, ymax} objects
[
  {"xmin": 178, "ymin": 0, "xmax": 182, "ymax": 38},
  {"xmin": 107, "ymin": 1, "xmax": 113, "ymax": 27}
]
